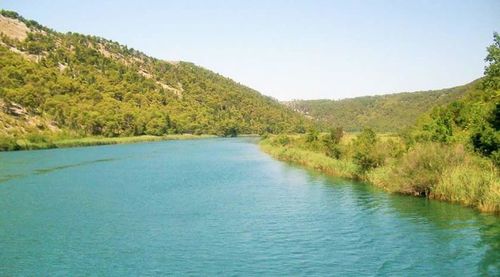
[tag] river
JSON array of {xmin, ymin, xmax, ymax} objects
[{"xmin": 0, "ymin": 138, "xmax": 498, "ymax": 275}]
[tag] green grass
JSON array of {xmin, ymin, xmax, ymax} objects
[
  {"xmin": 367, "ymin": 143, "xmax": 500, "ymax": 213},
  {"xmin": 260, "ymin": 139, "xmax": 358, "ymax": 180},
  {"xmin": 6, "ymin": 134, "xmax": 217, "ymax": 151},
  {"xmin": 260, "ymin": 135, "xmax": 500, "ymax": 213},
  {"xmin": 52, "ymin": 134, "xmax": 216, "ymax": 148},
  {"xmin": 434, "ymin": 163, "xmax": 499, "ymax": 212}
]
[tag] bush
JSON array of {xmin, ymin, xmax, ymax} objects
[
  {"xmin": 470, "ymin": 103, "xmax": 499, "ymax": 160},
  {"xmin": 327, "ymin": 127, "xmax": 343, "ymax": 144},
  {"xmin": 306, "ymin": 128, "xmax": 319, "ymax": 143},
  {"xmin": 275, "ymin": 134, "xmax": 290, "ymax": 146},
  {"xmin": 492, "ymin": 150, "xmax": 500, "ymax": 167},
  {"xmin": 26, "ymin": 133, "xmax": 51, "ymax": 143},
  {"xmin": 325, "ymin": 143, "xmax": 342, "ymax": 159},
  {"xmin": 353, "ymin": 128, "xmax": 383, "ymax": 172},
  {"xmin": 0, "ymin": 136, "xmax": 20, "ymax": 151},
  {"xmin": 260, "ymin": 140, "xmax": 358, "ymax": 179},
  {"xmin": 322, "ymin": 127, "xmax": 344, "ymax": 159},
  {"xmin": 145, "ymin": 117, "xmax": 167, "ymax": 136},
  {"xmin": 224, "ymin": 126, "xmax": 238, "ymax": 137},
  {"xmin": 376, "ymin": 143, "xmax": 466, "ymax": 196}
]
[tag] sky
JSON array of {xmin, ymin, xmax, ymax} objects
[{"xmin": 1, "ymin": 1, "xmax": 499, "ymax": 100}]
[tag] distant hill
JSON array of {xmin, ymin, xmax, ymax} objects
[
  {"xmin": 283, "ymin": 82, "xmax": 478, "ymax": 132},
  {"xmin": 0, "ymin": 10, "xmax": 310, "ymax": 140}
]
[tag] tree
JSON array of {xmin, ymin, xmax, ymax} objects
[
  {"xmin": 0, "ymin": 10, "xmax": 315, "ymax": 144},
  {"xmin": 484, "ymin": 32, "xmax": 500, "ymax": 90},
  {"xmin": 145, "ymin": 117, "xmax": 166, "ymax": 136},
  {"xmin": 353, "ymin": 128, "xmax": 382, "ymax": 172},
  {"xmin": 328, "ymin": 127, "xmax": 343, "ymax": 144},
  {"xmin": 469, "ymin": 32, "xmax": 500, "ymax": 162},
  {"xmin": 306, "ymin": 128, "xmax": 319, "ymax": 143},
  {"xmin": 322, "ymin": 127, "xmax": 343, "ymax": 159}
]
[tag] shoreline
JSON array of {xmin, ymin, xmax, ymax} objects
[
  {"xmin": 1, "ymin": 134, "xmax": 221, "ymax": 152},
  {"xmin": 259, "ymin": 140, "xmax": 499, "ymax": 214},
  {"xmin": 1, "ymin": 134, "xmax": 263, "ymax": 152}
]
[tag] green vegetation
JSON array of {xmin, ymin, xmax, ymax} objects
[
  {"xmin": 368, "ymin": 143, "xmax": 498, "ymax": 212},
  {"xmin": 261, "ymin": 33, "xmax": 500, "ymax": 213},
  {"xmin": 260, "ymin": 135, "xmax": 358, "ymax": 179},
  {"xmin": 408, "ymin": 33, "xmax": 499, "ymax": 165},
  {"xmin": 285, "ymin": 81, "xmax": 475, "ymax": 132},
  {"xmin": 0, "ymin": 10, "xmax": 498, "ymax": 213},
  {"xmin": 0, "ymin": 10, "xmax": 311, "ymax": 151},
  {"xmin": 0, "ymin": 134, "xmax": 215, "ymax": 151},
  {"xmin": 262, "ymin": 132, "xmax": 498, "ymax": 213}
]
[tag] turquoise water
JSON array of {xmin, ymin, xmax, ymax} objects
[{"xmin": 0, "ymin": 138, "xmax": 499, "ymax": 276}]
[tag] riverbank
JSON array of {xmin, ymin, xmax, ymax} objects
[
  {"xmin": 260, "ymin": 136, "xmax": 500, "ymax": 213},
  {"xmin": 2, "ymin": 137, "xmax": 497, "ymax": 276},
  {"xmin": 0, "ymin": 134, "xmax": 218, "ymax": 151},
  {"xmin": 260, "ymin": 140, "xmax": 358, "ymax": 180}
]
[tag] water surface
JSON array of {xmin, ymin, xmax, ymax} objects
[{"xmin": 0, "ymin": 138, "xmax": 499, "ymax": 275}]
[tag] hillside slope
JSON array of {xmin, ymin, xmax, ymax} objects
[
  {"xmin": 0, "ymin": 10, "xmax": 310, "ymax": 142},
  {"xmin": 261, "ymin": 33, "xmax": 500, "ymax": 212},
  {"xmin": 284, "ymin": 82, "xmax": 477, "ymax": 132}
]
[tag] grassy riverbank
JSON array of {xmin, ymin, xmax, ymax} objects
[
  {"xmin": 260, "ymin": 140, "xmax": 358, "ymax": 179},
  {"xmin": 260, "ymin": 134, "xmax": 499, "ymax": 213},
  {"xmin": 0, "ymin": 134, "xmax": 217, "ymax": 151}
]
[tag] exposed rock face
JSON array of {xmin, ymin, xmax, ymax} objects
[
  {"xmin": 0, "ymin": 15, "xmax": 29, "ymax": 41},
  {"xmin": 0, "ymin": 99, "xmax": 60, "ymax": 135},
  {"xmin": 1, "ymin": 100, "xmax": 29, "ymax": 117},
  {"xmin": 4, "ymin": 102, "xmax": 29, "ymax": 117}
]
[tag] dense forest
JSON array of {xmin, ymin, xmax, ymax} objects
[
  {"xmin": 262, "ymin": 33, "xmax": 499, "ymax": 212},
  {"xmin": 284, "ymin": 83, "xmax": 475, "ymax": 132},
  {"xmin": 0, "ymin": 10, "xmax": 311, "ymax": 150}
]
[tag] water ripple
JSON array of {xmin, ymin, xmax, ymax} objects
[{"xmin": 0, "ymin": 139, "xmax": 498, "ymax": 276}]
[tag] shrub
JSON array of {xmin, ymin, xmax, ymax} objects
[
  {"xmin": 0, "ymin": 136, "xmax": 20, "ymax": 151},
  {"xmin": 327, "ymin": 127, "xmax": 343, "ymax": 144},
  {"xmin": 377, "ymin": 143, "xmax": 466, "ymax": 196},
  {"xmin": 260, "ymin": 141, "xmax": 358, "ymax": 179},
  {"xmin": 275, "ymin": 134, "xmax": 290, "ymax": 146},
  {"xmin": 26, "ymin": 133, "xmax": 51, "ymax": 143},
  {"xmin": 306, "ymin": 128, "xmax": 319, "ymax": 143},
  {"xmin": 145, "ymin": 118, "xmax": 166, "ymax": 136},
  {"xmin": 325, "ymin": 143, "xmax": 342, "ymax": 159},
  {"xmin": 492, "ymin": 150, "xmax": 500, "ymax": 167},
  {"xmin": 322, "ymin": 127, "xmax": 344, "ymax": 159},
  {"xmin": 353, "ymin": 128, "xmax": 384, "ymax": 172}
]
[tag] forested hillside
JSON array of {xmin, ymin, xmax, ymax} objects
[
  {"xmin": 0, "ymin": 10, "xmax": 310, "ymax": 147},
  {"xmin": 262, "ymin": 33, "xmax": 499, "ymax": 212},
  {"xmin": 285, "ymin": 82, "xmax": 475, "ymax": 132}
]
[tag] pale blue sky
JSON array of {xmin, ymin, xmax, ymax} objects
[{"xmin": 2, "ymin": 1, "xmax": 499, "ymax": 100}]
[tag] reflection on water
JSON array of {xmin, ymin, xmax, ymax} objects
[
  {"xmin": 302, "ymin": 167, "xmax": 500, "ymax": 275},
  {"xmin": 34, "ymin": 158, "xmax": 116, "ymax": 174}
]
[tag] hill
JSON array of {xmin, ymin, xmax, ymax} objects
[
  {"xmin": 0, "ymin": 10, "xmax": 310, "ymax": 146},
  {"xmin": 284, "ymin": 82, "xmax": 477, "ymax": 132},
  {"xmin": 261, "ymin": 33, "xmax": 499, "ymax": 212}
]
